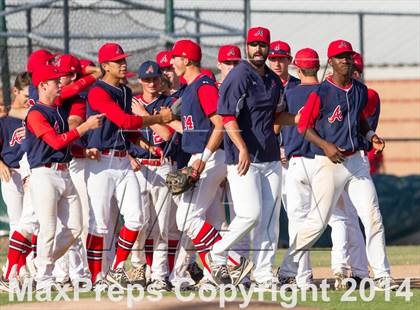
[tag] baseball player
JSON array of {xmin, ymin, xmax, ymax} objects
[
  {"xmin": 0, "ymin": 73, "xmax": 32, "ymax": 290},
  {"xmin": 84, "ymin": 43, "xmax": 173, "ymax": 289},
  {"xmin": 128, "ymin": 60, "xmax": 177, "ymax": 291},
  {"xmin": 167, "ymin": 39, "xmax": 253, "ymax": 286},
  {"xmin": 215, "ymin": 27, "xmax": 298, "ymax": 291},
  {"xmin": 24, "ymin": 64, "xmax": 103, "ymax": 291},
  {"xmin": 284, "ymin": 39, "xmax": 397, "ymax": 291}
]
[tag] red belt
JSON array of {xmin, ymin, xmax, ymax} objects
[
  {"xmin": 342, "ymin": 150, "xmax": 356, "ymax": 157},
  {"xmin": 139, "ymin": 159, "xmax": 162, "ymax": 166},
  {"xmin": 101, "ymin": 149, "xmax": 127, "ymax": 157},
  {"xmin": 291, "ymin": 155, "xmax": 302, "ymax": 158},
  {"xmin": 44, "ymin": 163, "xmax": 69, "ymax": 171}
]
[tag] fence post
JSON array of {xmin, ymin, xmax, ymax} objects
[
  {"xmin": 244, "ymin": 0, "xmax": 251, "ymax": 49},
  {"xmin": 165, "ymin": 0, "xmax": 174, "ymax": 50},
  {"xmin": 195, "ymin": 9, "xmax": 201, "ymax": 46},
  {"xmin": 0, "ymin": 0, "xmax": 12, "ymax": 107},
  {"xmin": 358, "ymin": 13, "xmax": 365, "ymax": 82},
  {"xmin": 63, "ymin": 0, "xmax": 69, "ymax": 53},
  {"xmin": 26, "ymin": 8, "xmax": 32, "ymax": 57}
]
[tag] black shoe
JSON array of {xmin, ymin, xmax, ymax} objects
[
  {"xmin": 106, "ymin": 268, "xmax": 131, "ymax": 290},
  {"xmin": 205, "ymin": 253, "xmax": 231, "ymax": 285},
  {"xmin": 187, "ymin": 262, "xmax": 204, "ymax": 284},
  {"xmin": 147, "ymin": 278, "xmax": 172, "ymax": 292},
  {"xmin": 229, "ymin": 257, "xmax": 254, "ymax": 286}
]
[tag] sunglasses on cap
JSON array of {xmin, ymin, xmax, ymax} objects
[{"xmin": 248, "ymin": 41, "xmax": 268, "ymax": 48}]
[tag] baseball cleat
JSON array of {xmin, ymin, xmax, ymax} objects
[
  {"xmin": 0, "ymin": 276, "xmax": 12, "ymax": 293},
  {"xmin": 205, "ymin": 253, "xmax": 232, "ymax": 285},
  {"xmin": 278, "ymin": 275, "xmax": 297, "ymax": 286},
  {"xmin": 334, "ymin": 272, "xmax": 349, "ymax": 290},
  {"xmin": 92, "ymin": 279, "xmax": 109, "ymax": 292},
  {"xmin": 186, "ymin": 262, "xmax": 204, "ymax": 284},
  {"xmin": 130, "ymin": 264, "xmax": 147, "ymax": 287},
  {"xmin": 147, "ymin": 278, "xmax": 172, "ymax": 292},
  {"xmin": 229, "ymin": 256, "xmax": 254, "ymax": 286},
  {"xmin": 254, "ymin": 278, "xmax": 282, "ymax": 292},
  {"xmin": 105, "ymin": 268, "xmax": 131, "ymax": 290},
  {"xmin": 373, "ymin": 277, "xmax": 399, "ymax": 291}
]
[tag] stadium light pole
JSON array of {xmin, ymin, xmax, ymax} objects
[{"xmin": 0, "ymin": 0, "xmax": 12, "ymax": 107}]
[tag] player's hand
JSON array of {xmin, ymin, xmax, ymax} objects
[
  {"xmin": 85, "ymin": 114, "xmax": 104, "ymax": 130},
  {"xmin": 129, "ymin": 155, "xmax": 141, "ymax": 172},
  {"xmin": 150, "ymin": 146, "xmax": 164, "ymax": 160},
  {"xmin": 159, "ymin": 107, "xmax": 174, "ymax": 123},
  {"xmin": 0, "ymin": 161, "xmax": 11, "ymax": 182},
  {"xmin": 237, "ymin": 148, "xmax": 251, "ymax": 176},
  {"xmin": 323, "ymin": 142, "xmax": 345, "ymax": 164},
  {"xmin": 191, "ymin": 159, "xmax": 206, "ymax": 176},
  {"xmin": 15, "ymin": 127, "xmax": 26, "ymax": 140},
  {"xmin": 86, "ymin": 148, "xmax": 100, "ymax": 161},
  {"xmin": 131, "ymin": 97, "xmax": 149, "ymax": 116},
  {"xmin": 371, "ymin": 135, "xmax": 385, "ymax": 154},
  {"xmin": 280, "ymin": 147, "xmax": 288, "ymax": 167}
]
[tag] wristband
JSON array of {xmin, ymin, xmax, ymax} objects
[
  {"xmin": 201, "ymin": 148, "xmax": 213, "ymax": 162},
  {"xmin": 365, "ymin": 130, "xmax": 376, "ymax": 142}
]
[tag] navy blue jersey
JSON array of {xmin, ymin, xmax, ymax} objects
[
  {"xmin": 308, "ymin": 78, "xmax": 368, "ymax": 155},
  {"xmin": 0, "ymin": 117, "xmax": 26, "ymax": 168},
  {"xmin": 283, "ymin": 84, "xmax": 318, "ymax": 159},
  {"xmin": 217, "ymin": 61, "xmax": 283, "ymax": 165},
  {"xmin": 279, "ymin": 75, "xmax": 301, "ymax": 145},
  {"xmin": 129, "ymin": 94, "xmax": 176, "ymax": 159},
  {"xmin": 86, "ymin": 80, "xmax": 133, "ymax": 151},
  {"xmin": 24, "ymin": 104, "xmax": 72, "ymax": 168},
  {"xmin": 180, "ymin": 75, "xmax": 216, "ymax": 154}
]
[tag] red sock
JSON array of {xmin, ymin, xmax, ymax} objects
[
  {"xmin": 112, "ymin": 226, "xmax": 139, "ymax": 270},
  {"xmin": 167, "ymin": 240, "xmax": 178, "ymax": 273},
  {"xmin": 145, "ymin": 239, "xmax": 154, "ymax": 268},
  {"xmin": 17, "ymin": 245, "xmax": 32, "ymax": 275},
  {"xmin": 86, "ymin": 233, "xmax": 104, "ymax": 283},
  {"xmin": 31, "ymin": 235, "xmax": 37, "ymax": 259},
  {"xmin": 192, "ymin": 222, "xmax": 221, "ymax": 272},
  {"xmin": 5, "ymin": 231, "xmax": 31, "ymax": 279}
]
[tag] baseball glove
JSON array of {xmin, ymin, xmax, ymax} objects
[{"xmin": 166, "ymin": 167, "xmax": 199, "ymax": 195}]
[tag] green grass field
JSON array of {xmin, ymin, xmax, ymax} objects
[{"xmin": 0, "ymin": 244, "xmax": 419, "ymax": 309}]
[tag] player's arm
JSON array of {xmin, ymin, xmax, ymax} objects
[
  {"xmin": 191, "ymin": 84, "xmax": 223, "ymax": 174},
  {"xmin": 88, "ymin": 87, "xmax": 173, "ymax": 130},
  {"xmin": 359, "ymin": 114, "xmax": 385, "ymax": 154},
  {"xmin": 27, "ymin": 110, "xmax": 103, "ymax": 151},
  {"xmin": 58, "ymin": 69, "xmax": 102, "ymax": 101},
  {"xmin": 67, "ymin": 99, "xmax": 87, "ymax": 130},
  {"xmin": 297, "ymin": 92, "xmax": 344, "ymax": 164},
  {"xmin": 223, "ymin": 117, "xmax": 250, "ymax": 176},
  {"xmin": 0, "ymin": 137, "xmax": 11, "ymax": 182},
  {"xmin": 131, "ymin": 97, "xmax": 174, "ymax": 141}
]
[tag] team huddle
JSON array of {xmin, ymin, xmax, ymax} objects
[{"xmin": 0, "ymin": 26, "xmax": 398, "ymax": 294}]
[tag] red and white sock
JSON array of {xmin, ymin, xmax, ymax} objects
[
  {"xmin": 167, "ymin": 239, "xmax": 178, "ymax": 273},
  {"xmin": 86, "ymin": 233, "xmax": 104, "ymax": 283},
  {"xmin": 31, "ymin": 235, "xmax": 37, "ymax": 259},
  {"xmin": 145, "ymin": 239, "xmax": 154, "ymax": 268},
  {"xmin": 192, "ymin": 222, "xmax": 221, "ymax": 272},
  {"xmin": 5, "ymin": 231, "xmax": 31, "ymax": 280},
  {"xmin": 112, "ymin": 226, "xmax": 139, "ymax": 270}
]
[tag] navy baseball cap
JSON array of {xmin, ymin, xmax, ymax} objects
[{"xmin": 138, "ymin": 61, "xmax": 162, "ymax": 78}]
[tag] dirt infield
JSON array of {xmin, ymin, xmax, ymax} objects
[{"xmin": 1, "ymin": 297, "xmax": 316, "ymax": 310}]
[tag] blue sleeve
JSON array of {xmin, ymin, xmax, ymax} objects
[{"xmin": 217, "ymin": 67, "xmax": 248, "ymax": 116}]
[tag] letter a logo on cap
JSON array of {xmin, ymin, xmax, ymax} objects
[
  {"xmin": 274, "ymin": 44, "xmax": 280, "ymax": 51},
  {"xmin": 338, "ymin": 41, "xmax": 348, "ymax": 49},
  {"xmin": 146, "ymin": 65, "xmax": 154, "ymax": 74},
  {"xmin": 255, "ymin": 29, "xmax": 264, "ymax": 37},
  {"xmin": 161, "ymin": 55, "xmax": 167, "ymax": 64},
  {"xmin": 228, "ymin": 48, "xmax": 236, "ymax": 56}
]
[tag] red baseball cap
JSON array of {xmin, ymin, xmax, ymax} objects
[
  {"xmin": 55, "ymin": 54, "xmax": 81, "ymax": 74},
  {"xmin": 293, "ymin": 48, "xmax": 320, "ymax": 69},
  {"xmin": 352, "ymin": 52, "xmax": 364, "ymax": 73},
  {"xmin": 247, "ymin": 27, "xmax": 270, "ymax": 44},
  {"xmin": 171, "ymin": 40, "xmax": 202, "ymax": 62},
  {"xmin": 79, "ymin": 59, "xmax": 96, "ymax": 76},
  {"xmin": 27, "ymin": 49, "xmax": 60, "ymax": 73},
  {"xmin": 218, "ymin": 45, "xmax": 242, "ymax": 62},
  {"xmin": 268, "ymin": 40, "xmax": 291, "ymax": 59},
  {"xmin": 327, "ymin": 39, "xmax": 355, "ymax": 58},
  {"xmin": 98, "ymin": 43, "xmax": 130, "ymax": 64},
  {"xmin": 156, "ymin": 51, "xmax": 172, "ymax": 68},
  {"xmin": 31, "ymin": 65, "xmax": 67, "ymax": 87}
]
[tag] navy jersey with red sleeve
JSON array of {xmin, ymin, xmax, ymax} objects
[
  {"xmin": 0, "ymin": 117, "xmax": 26, "ymax": 168},
  {"xmin": 217, "ymin": 61, "xmax": 283, "ymax": 165},
  {"xmin": 364, "ymin": 88, "xmax": 380, "ymax": 132},
  {"xmin": 282, "ymin": 84, "xmax": 318, "ymax": 159},
  {"xmin": 279, "ymin": 75, "xmax": 300, "ymax": 145},
  {"xmin": 24, "ymin": 104, "xmax": 73, "ymax": 168},
  {"xmin": 180, "ymin": 74, "xmax": 218, "ymax": 154},
  {"xmin": 87, "ymin": 80, "xmax": 141, "ymax": 151},
  {"xmin": 298, "ymin": 77, "xmax": 368, "ymax": 155},
  {"xmin": 129, "ymin": 94, "xmax": 175, "ymax": 159},
  {"xmin": 28, "ymin": 83, "xmax": 38, "ymax": 107}
]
